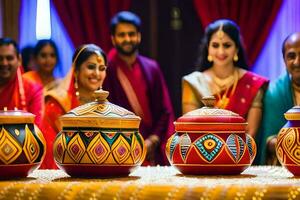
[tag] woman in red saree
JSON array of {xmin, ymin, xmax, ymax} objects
[
  {"xmin": 41, "ymin": 44, "xmax": 107, "ymax": 169},
  {"xmin": 182, "ymin": 19, "xmax": 268, "ymax": 138}
]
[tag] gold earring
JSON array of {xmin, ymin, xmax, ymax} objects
[
  {"xmin": 233, "ymin": 54, "xmax": 238, "ymax": 62},
  {"xmin": 207, "ymin": 55, "xmax": 213, "ymax": 62},
  {"xmin": 74, "ymin": 75, "xmax": 79, "ymax": 97}
]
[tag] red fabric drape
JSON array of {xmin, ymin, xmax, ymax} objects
[
  {"xmin": 52, "ymin": 0, "xmax": 131, "ymax": 52},
  {"xmin": 193, "ymin": 0, "xmax": 283, "ymax": 66}
]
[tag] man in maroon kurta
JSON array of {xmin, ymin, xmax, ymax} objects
[
  {"xmin": 0, "ymin": 38, "xmax": 43, "ymax": 127},
  {"xmin": 104, "ymin": 11, "xmax": 174, "ymax": 165}
]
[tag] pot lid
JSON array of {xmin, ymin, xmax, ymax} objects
[
  {"xmin": 175, "ymin": 96, "xmax": 246, "ymax": 131},
  {"xmin": 0, "ymin": 109, "xmax": 35, "ymax": 124},
  {"xmin": 284, "ymin": 106, "xmax": 300, "ymax": 120},
  {"xmin": 60, "ymin": 89, "xmax": 141, "ymax": 129}
]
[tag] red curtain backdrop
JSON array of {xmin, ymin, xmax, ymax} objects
[
  {"xmin": 52, "ymin": 0, "xmax": 131, "ymax": 52},
  {"xmin": 193, "ymin": 0, "xmax": 283, "ymax": 67}
]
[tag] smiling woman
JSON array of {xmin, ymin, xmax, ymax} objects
[
  {"xmin": 40, "ymin": 44, "xmax": 107, "ymax": 169},
  {"xmin": 23, "ymin": 39, "xmax": 59, "ymax": 91},
  {"xmin": 182, "ymin": 19, "xmax": 269, "ymax": 138},
  {"xmin": 73, "ymin": 46, "xmax": 107, "ymax": 104}
]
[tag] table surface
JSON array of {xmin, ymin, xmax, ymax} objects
[{"xmin": 1, "ymin": 166, "xmax": 300, "ymax": 199}]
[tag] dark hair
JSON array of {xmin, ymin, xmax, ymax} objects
[
  {"xmin": 196, "ymin": 19, "xmax": 248, "ymax": 71},
  {"xmin": 110, "ymin": 11, "xmax": 141, "ymax": 35},
  {"xmin": 34, "ymin": 39, "xmax": 59, "ymax": 61},
  {"xmin": 72, "ymin": 44, "xmax": 107, "ymax": 71},
  {"xmin": 21, "ymin": 46, "xmax": 34, "ymax": 71},
  {"xmin": 0, "ymin": 37, "xmax": 20, "ymax": 55}
]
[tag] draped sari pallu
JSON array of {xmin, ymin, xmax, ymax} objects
[{"xmin": 223, "ymin": 71, "xmax": 268, "ymax": 119}]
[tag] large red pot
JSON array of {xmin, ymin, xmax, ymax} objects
[{"xmin": 165, "ymin": 96, "xmax": 256, "ymax": 175}]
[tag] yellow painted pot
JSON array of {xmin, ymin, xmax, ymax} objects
[
  {"xmin": 0, "ymin": 110, "xmax": 46, "ymax": 178},
  {"xmin": 53, "ymin": 90, "xmax": 146, "ymax": 177}
]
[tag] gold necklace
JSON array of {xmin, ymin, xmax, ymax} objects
[
  {"xmin": 212, "ymin": 70, "xmax": 235, "ymax": 90},
  {"xmin": 215, "ymin": 69, "xmax": 239, "ymax": 109}
]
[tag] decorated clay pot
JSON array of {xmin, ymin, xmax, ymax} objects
[
  {"xmin": 276, "ymin": 106, "xmax": 300, "ymax": 176},
  {"xmin": 53, "ymin": 90, "xmax": 146, "ymax": 177},
  {"xmin": 0, "ymin": 110, "xmax": 46, "ymax": 178},
  {"xmin": 165, "ymin": 96, "xmax": 256, "ymax": 175}
]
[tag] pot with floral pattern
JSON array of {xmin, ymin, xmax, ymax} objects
[
  {"xmin": 53, "ymin": 89, "xmax": 146, "ymax": 177},
  {"xmin": 0, "ymin": 110, "xmax": 46, "ymax": 178},
  {"xmin": 276, "ymin": 106, "xmax": 300, "ymax": 176},
  {"xmin": 165, "ymin": 96, "xmax": 256, "ymax": 175}
]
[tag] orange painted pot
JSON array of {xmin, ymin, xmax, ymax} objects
[
  {"xmin": 166, "ymin": 97, "xmax": 256, "ymax": 175},
  {"xmin": 0, "ymin": 110, "xmax": 46, "ymax": 179},
  {"xmin": 53, "ymin": 90, "xmax": 146, "ymax": 177},
  {"xmin": 276, "ymin": 106, "xmax": 300, "ymax": 176}
]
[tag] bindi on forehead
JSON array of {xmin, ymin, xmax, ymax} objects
[
  {"xmin": 216, "ymin": 23, "xmax": 224, "ymax": 40},
  {"xmin": 97, "ymin": 55, "xmax": 104, "ymax": 64},
  {"xmin": 210, "ymin": 35, "xmax": 233, "ymax": 44},
  {"xmin": 92, "ymin": 51, "xmax": 104, "ymax": 64},
  {"xmin": 86, "ymin": 53, "xmax": 104, "ymax": 62}
]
